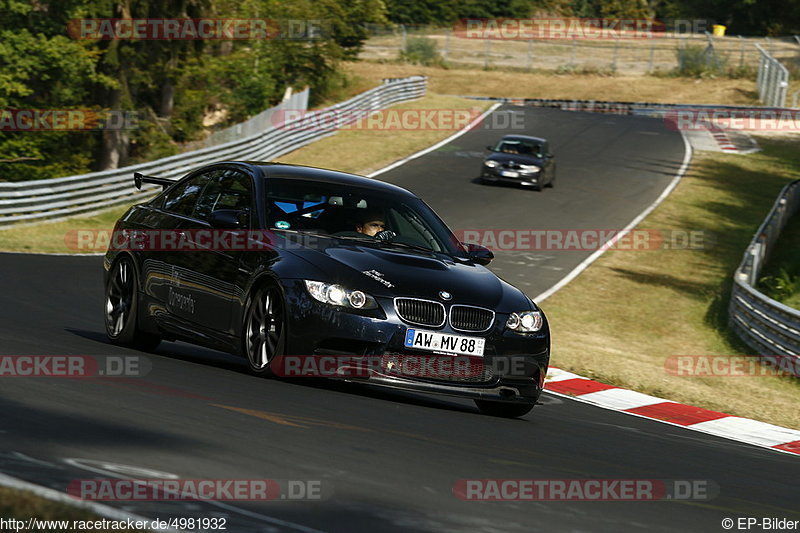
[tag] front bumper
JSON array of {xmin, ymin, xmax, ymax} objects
[
  {"xmin": 280, "ymin": 280, "xmax": 549, "ymax": 403},
  {"xmin": 481, "ymin": 166, "xmax": 542, "ymax": 187}
]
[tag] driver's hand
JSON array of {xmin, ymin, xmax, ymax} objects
[{"xmin": 375, "ymin": 230, "xmax": 397, "ymax": 241}]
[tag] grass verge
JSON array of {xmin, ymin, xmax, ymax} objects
[
  {"xmin": 0, "ymin": 487, "xmax": 147, "ymax": 532},
  {"xmin": 542, "ymin": 136, "xmax": 800, "ymax": 430},
  {"xmin": 344, "ymin": 60, "xmax": 759, "ymax": 104},
  {"xmin": 0, "ymin": 94, "xmax": 489, "ymax": 254}
]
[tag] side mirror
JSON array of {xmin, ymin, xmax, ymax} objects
[
  {"xmin": 486, "ymin": 145, "xmax": 495, "ymax": 151},
  {"xmin": 545, "ymin": 153, "xmax": 554, "ymax": 159},
  {"xmin": 209, "ymin": 209, "xmax": 243, "ymax": 229},
  {"xmin": 464, "ymin": 243, "xmax": 494, "ymax": 265}
]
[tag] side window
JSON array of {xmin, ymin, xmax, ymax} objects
[
  {"xmin": 193, "ymin": 169, "xmax": 253, "ymax": 226},
  {"xmin": 161, "ymin": 174, "xmax": 207, "ymax": 217}
]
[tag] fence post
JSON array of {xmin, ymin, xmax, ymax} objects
[
  {"xmin": 443, "ymin": 29, "xmax": 450, "ymax": 61},
  {"xmin": 612, "ymin": 39, "xmax": 619, "ymax": 71},
  {"xmin": 738, "ymin": 35, "xmax": 744, "ymax": 68},
  {"xmin": 570, "ymin": 36, "xmax": 576, "ymax": 67},
  {"xmin": 401, "ymin": 24, "xmax": 407, "ymax": 52},
  {"xmin": 648, "ymin": 43, "xmax": 655, "ymax": 72},
  {"xmin": 755, "ymin": 43, "xmax": 791, "ymax": 108},
  {"xmin": 484, "ymin": 38, "xmax": 491, "ymax": 69},
  {"xmin": 527, "ymin": 39, "xmax": 533, "ymax": 71}
]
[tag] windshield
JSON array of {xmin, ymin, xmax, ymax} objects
[
  {"xmin": 493, "ymin": 138, "xmax": 543, "ymax": 157},
  {"xmin": 265, "ymin": 177, "xmax": 464, "ymax": 256}
]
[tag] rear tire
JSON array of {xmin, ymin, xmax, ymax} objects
[
  {"xmin": 474, "ymin": 400, "xmax": 535, "ymax": 418},
  {"xmin": 105, "ymin": 256, "xmax": 161, "ymax": 351}
]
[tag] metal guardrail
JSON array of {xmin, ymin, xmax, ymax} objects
[
  {"xmin": 729, "ymin": 179, "xmax": 800, "ymax": 361},
  {"xmin": 458, "ymin": 95, "xmax": 796, "ymax": 118},
  {"xmin": 755, "ymin": 44, "xmax": 790, "ymax": 107},
  {"xmin": 0, "ymin": 76, "xmax": 427, "ymax": 226}
]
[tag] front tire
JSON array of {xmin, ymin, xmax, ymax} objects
[
  {"xmin": 105, "ymin": 256, "xmax": 160, "ymax": 351},
  {"xmin": 243, "ymin": 281, "xmax": 286, "ymax": 375},
  {"xmin": 474, "ymin": 400, "xmax": 535, "ymax": 418}
]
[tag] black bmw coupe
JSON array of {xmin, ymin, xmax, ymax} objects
[
  {"xmin": 104, "ymin": 162, "xmax": 550, "ymax": 417},
  {"xmin": 481, "ymin": 134, "xmax": 556, "ymax": 190}
]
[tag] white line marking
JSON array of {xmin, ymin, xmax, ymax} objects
[
  {"xmin": 0, "ymin": 251, "xmax": 105, "ymax": 257},
  {"xmin": 367, "ymin": 103, "xmax": 502, "ymax": 178},
  {"xmin": 577, "ymin": 388, "xmax": 667, "ymax": 410},
  {"xmin": 64, "ymin": 458, "xmax": 330, "ymax": 533},
  {"xmin": 544, "ymin": 368, "xmax": 585, "ymax": 383},
  {"xmin": 688, "ymin": 417, "xmax": 800, "ymax": 447},
  {"xmin": 0, "ymin": 472, "xmax": 179, "ymax": 532},
  {"xmin": 532, "ymin": 130, "xmax": 693, "ymax": 302},
  {"xmin": 10, "ymin": 452, "xmax": 57, "ymax": 467},
  {"xmin": 544, "ymin": 389, "xmax": 799, "ymax": 456}
]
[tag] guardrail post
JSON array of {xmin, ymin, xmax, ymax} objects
[
  {"xmin": 738, "ymin": 36, "xmax": 744, "ymax": 68},
  {"xmin": 527, "ymin": 39, "xmax": 533, "ymax": 71}
]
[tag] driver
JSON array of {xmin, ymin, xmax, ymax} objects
[{"xmin": 356, "ymin": 211, "xmax": 387, "ymax": 237}]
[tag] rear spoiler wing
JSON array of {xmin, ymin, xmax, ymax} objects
[{"xmin": 134, "ymin": 172, "xmax": 174, "ymax": 190}]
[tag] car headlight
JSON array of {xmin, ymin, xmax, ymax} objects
[
  {"xmin": 519, "ymin": 164, "xmax": 541, "ymax": 172},
  {"xmin": 304, "ymin": 280, "xmax": 378, "ymax": 310},
  {"xmin": 484, "ymin": 160, "xmax": 500, "ymax": 168},
  {"xmin": 506, "ymin": 310, "xmax": 544, "ymax": 332}
]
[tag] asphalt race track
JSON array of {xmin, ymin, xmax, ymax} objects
[{"xmin": 1, "ymin": 106, "xmax": 798, "ymax": 532}]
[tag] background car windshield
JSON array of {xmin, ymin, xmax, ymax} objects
[
  {"xmin": 265, "ymin": 178, "xmax": 463, "ymax": 255},
  {"xmin": 494, "ymin": 139, "xmax": 542, "ymax": 156}
]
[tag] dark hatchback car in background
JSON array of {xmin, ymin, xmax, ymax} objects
[
  {"xmin": 481, "ymin": 134, "xmax": 556, "ymax": 190},
  {"xmin": 104, "ymin": 162, "xmax": 550, "ymax": 417}
]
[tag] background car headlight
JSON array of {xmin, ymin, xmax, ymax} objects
[
  {"xmin": 506, "ymin": 310, "xmax": 544, "ymax": 332},
  {"xmin": 304, "ymin": 281, "xmax": 377, "ymax": 310},
  {"xmin": 484, "ymin": 160, "xmax": 500, "ymax": 168},
  {"xmin": 519, "ymin": 164, "xmax": 541, "ymax": 172}
]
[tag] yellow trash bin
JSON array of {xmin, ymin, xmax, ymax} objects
[{"xmin": 712, "ymin": 24, "xmax": 726, "ymax": 37}]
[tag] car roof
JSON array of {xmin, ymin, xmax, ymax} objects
[
  {"xmin": 231, "ymin": 161, "xmax": 418, "ymax": 198},
  {"xmin": 498, "ymin": 135, "xmax": 547, "ymax": 144}
]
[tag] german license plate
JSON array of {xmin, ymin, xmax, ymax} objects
[
  {"xmin": 404, "ymin": 329, "xmax": 485, "ymax": 356},
  {"xmin": 500, "ymin": 170, "xmax": 519, "ymax": 178}
]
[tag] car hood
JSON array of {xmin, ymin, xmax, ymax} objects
[
  {"xmin": 485, "ymin": 152, "xmax": 544, "ymax": 166},
  {"xmin": 286, "ymin": 239, "xmax": 527, "ymax": 310}
]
